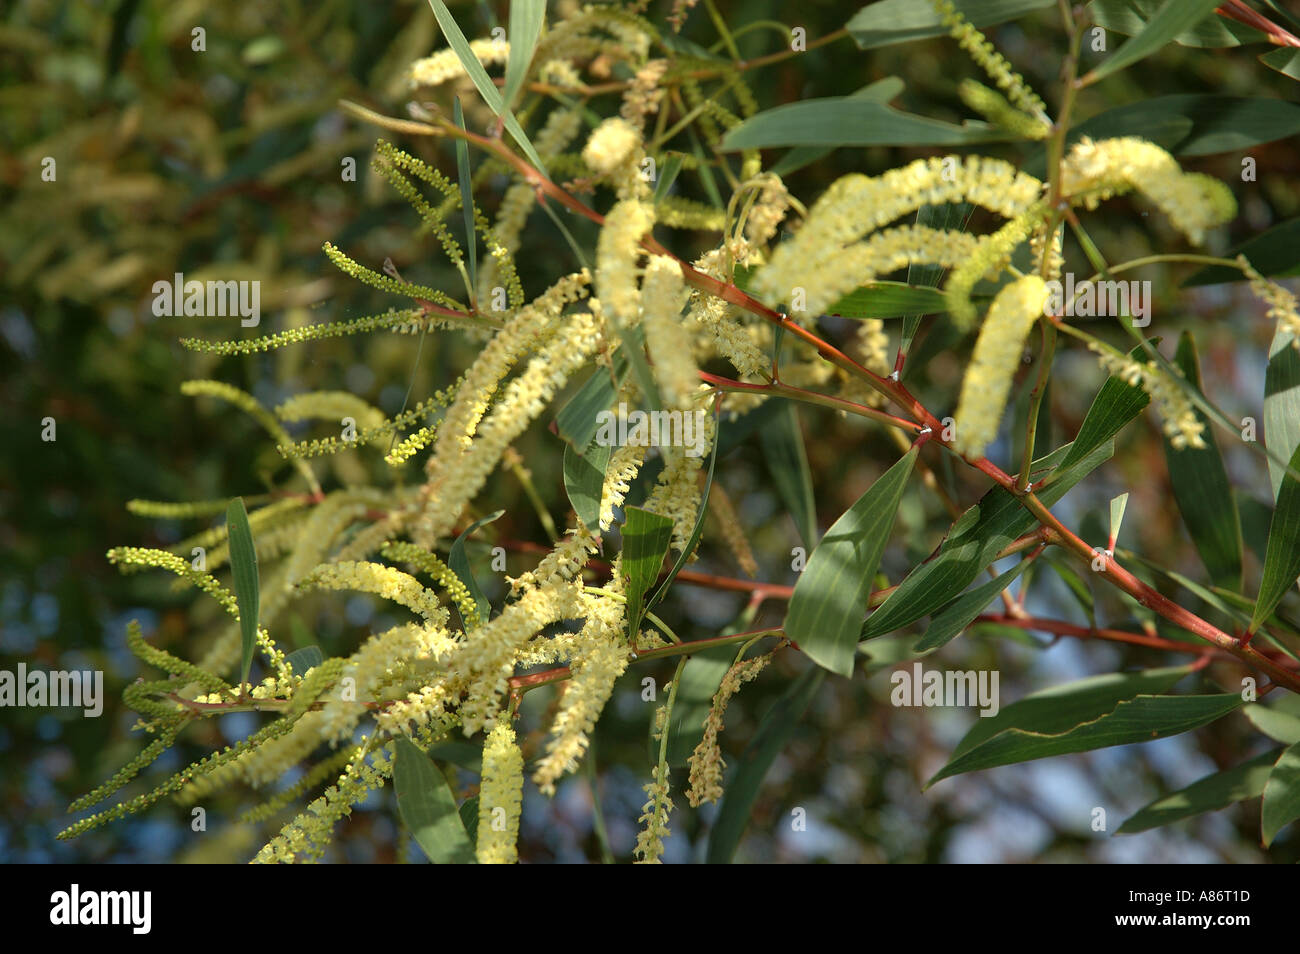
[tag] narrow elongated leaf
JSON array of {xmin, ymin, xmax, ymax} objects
[
  {"xmin": 1262, "ymin": 741, "xmax": 1300, "ymax": 845},
  {"xmin": 721, "ymin": 99, "xmax": 1009, "ymax": 152},
  {"xmin": 226, "ymin": 497, "xmax": 260, "ymax": 686},
  {"xmin": 770, "ymin": 77, "xmax": 904, "ymax": 177},
  {"xmin": 661, "ymin": 644, "xmax": 736, "ymax": 767},
  {"xmin": 863, "ymin": 350, "xmax": 1151, "ymax": 640},
  {"xmin": 284, "ymin": 646, "xmax": 323, "ymax": 677},
  {"xmin": 563, "ymin": 440, "xmax": 611, "ymax": 532},
  {"xmin": 1090, "ymin": 0, "xmax": 1268, "ymax": 47},
  {"xmin": 426, "ymin": 0, "xmax": 547, "ymax": 174},
  {"xmin": 930, "ymin": 691, "xmax": 1242, "ymax": 785},
  {"xmin": 759, "ymin": 403, "xmax": 818, "ymax": 548},
  {"xmin": 502, "ymin": 0, "xmax": 545, "ymax": 111},
  {"xmin": 1163, "ymin": 333, "xmax": 1242, "ymax": 590},
  {"xmin": 458, "ymin": 794, "xmax": 480, "ymax": 851},
  {"xmin": 1186, "ymin": 219, "xmax": 1300, "ymax": 286},
  {"xmin": 847, "ymin": 0, "xmax": 1054, "ymax": 49},
  {"xmin": 1265, "ymin": 326, "xmax": 1300, "ymax": 501},
  {"xmin": 916, "ymin": 558, "xmax": 1032, "ymax": 652},
  {"xmin": 555, "ymin": 356, "xmax": 628, "ymax": 452},
  {"xmin": 828, "ymin": 282, "xmax": 954, "ymax": 319},
  {"xmin": 394, "ymin": 737, "xmax": 475, "ymax": 864},
  {"xmin": 452, "ymin": 98, "xmax": 477, "ymax": 291},
  {"xmin": 788, "ymin": 448, "xmax": 917, "ymax": 676},
  {"xmin": 1244, "ymin": 704, "xmax": 1300, "ymax": 745},
  {"xmin": 1117, "ymin": 748, "xmax": 1282, "ymax": 834},
  {"xmin": 1086, "ymin": 0, "xmax": 1225, "ymax": 81},
  {"xmin": 448, "ymin": 510, "xmax": 504, "ymax": 626},
  {"xmin": 706, "ymin": 666, "xmax": 825, "ymax": 863},
  {"xmin": 1261, "ymin": 47, "xmax": 1300, "ymax": 82},
  {"xmin": 621, "ymin": 507, "xmax": 675, "ymax": 639},
  {"xmin": 1252, "ymin": 441, "xmax": 1300, "ymax": 633}
]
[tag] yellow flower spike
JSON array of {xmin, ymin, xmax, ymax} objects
[
  {"xmin": 1240, "ymin": 255, "xmax": 1300, "ymax": 347},
  {"xmin": 477, "ymin": 720, "xmax": 525, "ymax": 864},
  {"xmin": 952, "ymin": 274, "xmax": 1050, "ymax": 459},
  {"xmin": 944, "ymin": 201, "xmax": 1049, "ymax": 330},
  {"xmin": 958, "ymin": 79, "xmax": 1050, "ymax": 140},
  {"xmin": 932, "ymin": 0, "xmax": 1048, "ymax": 120},
  {"xmin": 408, "ymin": 38, "xmax": 509, "ymax": 89},
  {"xmin": 295, "ymin": 561, "xmax": 450, "ymax": 625},
  {"xmin": 641, "ymin": 255, "xmax": 697, "ymax": 409},
  {"xmin": 1087, "ymin": 343, "xmax": 1206, "ymax": 451},
  {"xmin": 1059, "ymin": 137, "xmax": 1236, "ymax": 245},
  {"xmin": 595, "ymin": 199, "xmax": 655, "ymax": 326}
]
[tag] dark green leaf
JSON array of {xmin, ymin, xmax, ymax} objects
[
  {"xmin": 555, "ymin": 357, "xmax": 628, "ymax": 453},
  {"xmin": 720, "ymin": 99, "xmax": 1010, "ymax": 152},
  {"xmin": 1086, "ymin": 0, "xmax": 1226, "ymax": 81},
  {"xmin": 1252, "ymin": 443, "xmax": 1300, "ymax": 633},
  {"xmin": 1260, "ymin": 47, "xmax": 1300, "ymax": 82},
  {"xmin": 825, "ymin": 282, "xmax": 956, "ymax": 320},
  {"xmin": 563, "ymin": 440, "xmax": 611, "ymax": 533},
  {"xmin": 847, "ymin": 0, "xmax": 1054, "ymax": 49},
  {"xmin": 916, "ymin": 558, "xmax": 1032, "ymax": 652},
  {"xmin": 1090, "ymin": 0, "xmax": 1269, "ymax": 47},
  {"xmin": 1117, "ymin": 748, "xmax": 1281, "ymax": 834},
  {"xmin": 1069, "ymin": 95, "xmax": 1300, "ymax": 158},
  {"xmin": 759, "ymin": 403, "xmax": 818, "ymax": 549},
  {"xmin": 458, "ymin": 794, "xmax": 480, "ymax": 851},
  {"xmin": 284, "ymin": 646, "xmax": 323, "ymax": 677},
  {"xmin": 1163, "ymin": 332, "xmax": 1242, "ymax": 590},
  {"xmin": 452, "ymin": 98, "xmax": 477, "ymax": 292},
  {"xmin": 706, "ymin": 666, "xmax": 825, "ymax": 863},
  {"xmin": 1186, "ymin": 219, "xmax": 1300, "ymax": 286},
  {"xmin": 448, "ymin": 510, "xmax": 504, "ymax": 626},
  {"xmin": 621, "ymin": 507, "xmax": 675, "ymax": 639},
  {"xmin": 788, "ymin": 448, "xmax": 917, "ymax": 676},
  {"xmin": 931, "ymin": 689, "xmax": 1241, "ymax": 786},
  {"xmin": 394, "ymin": 737, "xmax": 476, "ymax": 864},
  {"xmin": 770, "ymin": 77, "xmax": 904, "ymax": 177},
  {"xmin": 225, "ymin": 497, "xmax": 260, "ymax": 687},
  {"xmin": 1262, "ymin": 741, "xmax": 1300, "ymax": 845}
]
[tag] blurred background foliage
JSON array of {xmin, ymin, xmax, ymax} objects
[{"xmin": 2, "ymin": 0, "xmax": 1298, "ymax": 862}]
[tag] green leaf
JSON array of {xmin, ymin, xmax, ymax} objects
[
  {"xmin": 621, "ymin": 507, "xmax": 675, "ymax": 640},
  {"xmin": 769, "ymin": 77, "xmax": 904, "ymax": 177},
  {"xmin": 1252, "ymin": 442, "xmax": 1300, "ymax": 633},
  {"xmin": 1089, "ymin": 0, "xmax": 1269, "ymax": 47},
  {"xmin": 448, "ymin": 510, "xmax": 504, "ymax": 626},
  {"xmin": 226, "ymin": 497, "xmax": 260, "ymax": 687},
  {"xmin": 916, "ymin": 558, "xmax": 1032, "ymax": 652},
  {"xmin": 458, "ymin": 794, "xmax": 480, "ymax": 851},
  {"xmin": 826, "ymin": 282, "xmax": 956, "ymax": 320},
  {"xmin": 787, "ymin": 448, "xmax": 917, "ymax": 676},
  {"xmin": 1260, "ymin": 47, "xmax": 1300, "ymax": 82},
  {"xmin": 706, "ymin": 666, "xmax": 825, "ymax": 863},
  {"xmin": 661, "ymin": 644, "xmax": 737, "ymax": 767},
  {"xmin": 1244, "ymin": 704, "xmax": 1300, "ymax": 745},
  {"xmin": 847, "ymin": 0, "xmax": 1054, "ymax": 50},
  {"xmin": 931, "ymin": 688, "xmax": 1241, "ymax": 786},
  {"xmin": 563, "ymin": 440, "xmax": 611, "ymax": 533},
  {"xmin": 1044, "ymin": 552, "xmax": 1096, "ymax": 625},
  {"xmin": 1109, "ymin": 492, "xmax": 1130, "ymax": 547},
  {"xmin": 555, "ymin": 357, "xmax": 628, "ymax": 453},
  {"xmin": 1086, "ymin": 0, "xmax": 1225, "ymax": 81},
  {"xmin": 1066, "ymin": 95, "xmax": 1300, "ymax": 158},
  {"xmin": 652, "ymin": 153, "xmax": 685, "ymax": 202},
  {"xmin": 759, "ymin": 403, "xmax": 818, "ymax": 549},
  {"xmin": 1265, "ymin": 326, "xmax": 1300, "ymax": 501},
  {"xmin": 501, "ymin": 0, "xmax": 545, "ymax": 112},
  {"xmin": 284, "ymin": 646, "xmax": 323, "ymax": 677},
  {"xmin": 720, "ymin": 99, "xmax": 1010, "ymax": 152},
  {"xmin": 862, "ymin": 346, "xmax": 1153, "ymax": 640},
  {"xmin": 394, "ymin": 737, "xmax": 476, "ymax": 864},
  {"xmin": 452, "ymin": 98, "xmax": 477, "ymax": 293},
  {"xmin": 1116, "ymin": 748, "xmax": 1282, "ymax": 834},
  {"xmin": 1163, "ymin": 332, "xmax": 1242, "ymax": 590},
  {"xmin": 1262, "ymin": 741, "xmax": 1300, "ymax": 845},
  {"xmin": 1185, "ymin": 219, "xmax": 1300, "ymax": 285},
  {"xmin": 426, "ymin": 0, "xmax": 547, "ymax": 175}
]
